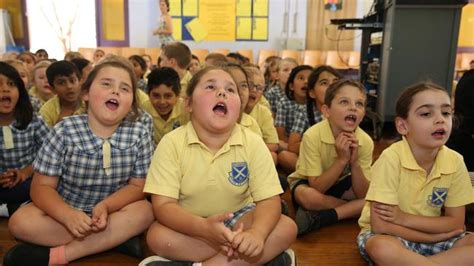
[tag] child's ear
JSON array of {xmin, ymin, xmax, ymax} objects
[
  {"xmin": 82, "ymin": 92, "xmax": 89, "ymax": 102},
  {"xmin": 170, "ymin": 58, "xmax": 178, "ymax": 68},
  {"xmin": 395, "ymin": 117, "xmax": 408, "ymax": 135},
  {"xmin": 308, "ymin": 89, "xmax": 316, "ymax": 99},
  {"xmin": 321, "ymin": 104, "xmax": 330, "ymax": 118},
  {"xmin": 184, "ymin": 96, "xmax": 192, "ymax": 113}
]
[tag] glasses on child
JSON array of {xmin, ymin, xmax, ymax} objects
[{"xmin": 248, "ymin": 82, "xmax": 265, "ymax": 92}]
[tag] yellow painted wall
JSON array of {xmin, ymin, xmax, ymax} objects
[
  {"xmin": 101, "ymin": 0, "xmax": 125, "ymax": 41},
  {"xmin": 0, "ymin": 0, "xmax": 24, "ymax": 38},
  {"xmin": 459, "ymin": 3, "xmax": 474, "ymax": 47}
]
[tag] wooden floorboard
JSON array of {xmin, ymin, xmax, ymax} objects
[{"xmin": 0, "ymin": 216, "xmax": 367, "ymax": 265}]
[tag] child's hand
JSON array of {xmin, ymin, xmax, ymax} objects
[
  {"xmin": 0, "ymin": 168, "xmax": 29, "ymax": 188},
  {"xmin": 373, "ymin": 202, "xmax": 405, "ymax": 225},
  {"xmin": 221, "ymin": 223, "xmax": 244, "ymax": 258},
  {"xmin": 91, "ymin": 203, "xmax": 108, "ymax": 232},
  {"xmin": 335, "ymin": 132, "xmax": 356, "ymax": 164},
  {"xmin": 63, "ymin": 209, "xmax": 93, "ymax": 239},
  {"xmin": 349, "ymin": 138, "xmax": 359, "ymax": 165},
  {"xmin": 203, "ymin": 212, "xmax": 235, "ymax": 246},
  {"xmin": 231, "ymin": 228, "xmax": 265, "ymax": 258}
]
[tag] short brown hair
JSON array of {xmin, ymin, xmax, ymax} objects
[
  {"xmin": 324, "ymin": 79, "xmax": 366, "ymax": 107},
  {"xmin": 81, "ymin": 55, "xmax": 140, "ymax": 121},
  {"xmin": 162, "ymin": 42, "xmax": 192, "ymax": 69}
]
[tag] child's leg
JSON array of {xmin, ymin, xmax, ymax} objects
[
  {"xmin": 63, "ymin": 200, "xmax": 153, "ymax": 261},
  {"xmin": 204, "ymin": 212, "xmax": 297, "ymax": 265},
  {"xmin": 294, "ymin": 183, "xmax": 364, "ymax": 235},
  {"xmin": 8, "ymin": 203, "xmax": 75, "ymax": 246},
  {"xmin": 8, "ymin": 200, "xmax": 153, "ymax": 262},
  {"xmin": 277, "ymin": 150, "xmax": 298, "ymax": 173},
  {"xmin": 365, "ymin": 235, "xmax": 436, "ymax": 266},
  {"xmin": 294, "ymin": 184, "xmax": 347, "ymax": 210},
  {"xmin": 429, "ymin": 234, "xmax": 474, "ymax": 265},
  {"xmin": 146, "ymin": 221, "xmax": 222, "ymax": 262}
]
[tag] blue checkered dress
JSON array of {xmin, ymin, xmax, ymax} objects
[
  {"xmin": 274, "ymin": 98, "xmax": 306, "ymax": 136},
  {"xmin": 29, "ymin": 96, "xmax": 42, "ymax": 114},
  {"xmin": 33, "ymin": 114, "xmax": 154, "ymax": 214},
  {"xmin": 264, "ymin": 84, "xmax": 286, "ymax": 114},
  {"xmin": 290, "ymin": 107, "xmax": 323, "ymax": 136},
  {"xmin": 1, "ymin": 115, "xmax": 50, "ymax": 174}
]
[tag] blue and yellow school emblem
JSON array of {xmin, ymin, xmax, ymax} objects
[
  {"xmin": 427, "ymin": 187, "xmax": 448, "ymax": 208},
  {"xmin": 228, "ymin": 162, "xmax": 249, "ymax": 186}
]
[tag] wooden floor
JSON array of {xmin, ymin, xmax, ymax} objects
[
  {"xmin": 0, "ymin": 138, "xmax": 396, "ymax": 265},
  {"xmin": 0, "ymin": 215, "xmax": 366, "ymax": 266}
]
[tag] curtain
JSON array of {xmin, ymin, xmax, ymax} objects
[{"xmin": 306, "ymin": 0, "xmax": 358, "ymax": 51}]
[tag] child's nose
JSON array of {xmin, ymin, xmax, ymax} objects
[{"xmin": 216, "ymin": 87, "xmax": 227, "ymax": 97}]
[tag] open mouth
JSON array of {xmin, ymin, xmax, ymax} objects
[
  {"xmin": 345, "ymin": 114, "xmax": 357, "ymax": 124},
  {"xmin": 432, "ymin": 129, "xmax": 446, "ymax": 137},
  {"xmin": 213, "ymin": 102, "xmax": 227, "ymax": 115},
  {"xmin": 0, "ymin": 96, "xmax": 12, "ymax": 104},
  {"xmin": 105, "ymin": 99, "xmax": 119, "ymax": 110}
]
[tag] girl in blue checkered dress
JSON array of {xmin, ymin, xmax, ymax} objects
[
  {"xmin": 0, "ymin": 62, "xmax": 49, "ymax": 217},
  {"xmin": 275, "ymin": 65, "xmax": 312, "ymax": 172},
  {"xmin": 264, "ymin": 58, "xmax": 297, "ymax": 115},
  {"xmin": 278, "ymin": 66, "xmax": 342, "ymax": 173},
  {"xmin": 4, "ymin": 57, "xmax": 155, "ymax": 266}
]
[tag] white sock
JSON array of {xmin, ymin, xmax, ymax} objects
[
  {"xmin": 192, "ymin": 263, "xmax": 202, "ymax": 266},
  {"xmin": 0, "ymin": 203, "xmax": 9, "ymax": 217}
]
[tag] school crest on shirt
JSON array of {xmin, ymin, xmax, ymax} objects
[
  {"xmin": 427, "ymin": 187, "xmax": 448, "ymax": 208},
  {"xmin": 228, "ymin": 162, "xmax": 249, "ymax": 186}
]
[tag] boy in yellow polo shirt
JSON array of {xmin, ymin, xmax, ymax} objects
[
  {"xmin": 141, "ymin": 67, "xmax": 189, "ymax": 144},
  {"xmin": 358, "ymin": 82, "xmax": 474, "ymax": 265},
  {"xmin": 39, "ymin": 60, "xmax": 85, "ymax": 127},
  {"xmin": 288, "ymin": 79, "xmax": 373, "ymax": 235},
  {"xmin": 141, "ymin": 67, "xmax": 297, "ymax": 266},
  {"xmin": 158, "ymin": 42, "xmax": 192, "ymax": 98}
]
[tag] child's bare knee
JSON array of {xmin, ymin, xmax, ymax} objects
[
  {"xmin": 366, "ymin": 236, "xmax": 399, "ymax": 264},
  {"xmin": 295, "ymin": 188, "xmax": 325, "ymax": 210},
  {"xmin": 8, "ymin": 209, "xmax": 32, "ymax": 239},
  {"xmin": 278, "ymin": 215, "xmax": 297, "ymax": 243}
]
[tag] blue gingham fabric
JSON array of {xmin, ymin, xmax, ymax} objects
[
  {"xmin": 264, "ymin": 84, "xmax": 286, "ymax": 115},
  {"xmin": 357, "ymin": 230, "xmax": 467, "ymax": 264},
  {"xmin": 1, "ymin": 115, "xmax": 49, "ymax": 174},
  {"xmin": 33, "ymin": 114, "xmax": 153, "ymax": 214},
  {"xmin": 290, "ymin": 108, "xmax": 323, "ymax": 136},
  {"xmin": 274, "ymin": 99, "xmax": 306, "ymax": 136}
]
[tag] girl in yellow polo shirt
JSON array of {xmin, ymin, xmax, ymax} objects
[
  {"xmin": 358, "ymin": 82, "xmax": 474, "ymax": 264},
  {"xmin": 288, "ymin": 79, "xmax": 374, "ymax": 235},
  {"xmin": 142, "ymin": 66, "xmax": 297, "ymax": 266}
]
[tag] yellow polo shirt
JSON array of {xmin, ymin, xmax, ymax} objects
[
  {"xmin": 249, "ymin": 103, "xmax": 279, "ymax": 144},
  {"xmin": 240, "ymin": 113, "xmax": 262, "ymax": 137},
  {"xmin": 39, "ymin": 96, "xmax": 86, "ymax": 127},
  {"xmin": 359, "ymin": 137, "xmax": 474, "ymax": 232},
  {"xmin": 179, "ymin": 71, "xmax": 193, "ymax": 98},
  {"xmin": 136, "ymin": 89, "xmax": 149, "ymax": 108},
  {"xmin": 141, "ymin": 98, "xmax": 189, "ymax": 144},
  {"xmin": 144, "ymin": 122, "xmax": 283, "ymax": 217},
  {"xmin": 287, "ymin": 119, "xmax": 374, "ymax": 188},
  {"xmin": 258, "ymin": 95, "xmax": 271, "ymax": 111}
]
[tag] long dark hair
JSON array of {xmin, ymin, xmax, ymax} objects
[
  {"xmin": 0, "ymin": 62, "xmax": 33, "ymax": 129},
  {"xmin": 284, "ymin": 65, "xmax": 313, "ymax": 100},
  {"xmin": 306, "ymin": 65, "xmax": 342, "ymax": 126}
]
